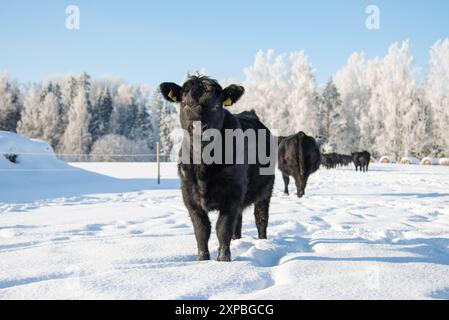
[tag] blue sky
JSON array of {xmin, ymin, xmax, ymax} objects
[{"xmin": 0, "ymin": 0, "xmax": 448, "ymax": 87}]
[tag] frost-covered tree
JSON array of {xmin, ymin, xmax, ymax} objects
[
  {"xmin": 0, "ymin": 73, "xmax": 22, "ymax": 132},
  {"xmin": 239, "ymin": 50, "xmax": 318, "ymax": 135},
  {"xmin": 369, "ymin": 41, "xmax": 417, "ymax": 158},
  {"xmin": 60, "ymin": 86, "xmax": 92, "ymax": 161},
  {"xmin": 334, "ymin": 52, "xmax": 371, "ymax": 152},
  {"xmin": 89, "ymin": 87, "xmax": 113, "ymax": 141},
  {"xmin": 402, "ymin": 88, "xmax": 433, "ymax": 157},
  {"xmin": 426, "ymin": 38, "xmax": 449, "ymax": 157},
  {"xmin": 18, "ymin": 83, "xmax": 65, "ymax": 148},
  {"xmin": 318, "ymin": 78, "xmax": 344, "ymax": 152},
  {"xmin": 17, "ymin": 85, "xmax": 42, "ymax": 138},
  {"xmin": 110, "ymin": 84, "xmax": 139, "ymax": 138},
  {"xmin": 159, "ymin": 100, "xmax": 175, "ymax": 160},
  {"xmin": 149, "ymin": 89, "xmax": 163, "ymax": 144},
  {"xmin": 40, "ymin": 91, "xmax": 64, "ymax": 148},
  {"xmin": 90, "ymin": 134, "xmax": 150, "ymax": 162},
  {"xmin": 288, "ymin": 52, "xmax": 319, "ymax": 136}
]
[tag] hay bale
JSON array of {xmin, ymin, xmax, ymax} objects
[
  {"xmin": 420, "ymin": 157, "xmax": 438, "ymax": 165},
  {"xmin": 400, "ymin": 157, "xmax": 420, "ymax": 165},
  {"xmin": 379, "ymin": 155, "xmax": 396, "ymax": 163},
  {"xmin": 439, "ymin": 158, "xmax": 449, "ymax": 166}
]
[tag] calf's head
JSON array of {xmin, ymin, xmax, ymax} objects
[{"xmin": 160, "ymin": 76, "xmax": 244, "ymax": 132}]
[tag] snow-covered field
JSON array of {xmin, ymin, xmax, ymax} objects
[{"xmin": 1, "ymin": 158, "xmax": 449, "ymax": 299}]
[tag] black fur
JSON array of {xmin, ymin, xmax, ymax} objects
[
  {"xmin": 352, "ymin": 151, "xmax": 371, "ymax": 172},
  {"xmin": 160, "ymin": 76, "xmax": 275, "ymax": 262},
  {"xmin": 321, "ymin": 153, "xmax": 352, "ymax": 169},
  {"xmin": 278, "ymin": 132, "xmax": 321, "ymax": 197}
]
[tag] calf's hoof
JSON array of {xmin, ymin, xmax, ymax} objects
[
  {"xmin": 232, "ymin": 234, "xmax": 241, "ymax": 240},
  {"xmin": 217, "ymin": 248, "xmax": 231, "ymax": 262},
  {"xmin": 197, "ymin": 251, "xmax": 210, "ymax": 261}
]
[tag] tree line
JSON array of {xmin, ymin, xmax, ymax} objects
[
  {"xmin": 1, "ymin": 39, "xmax": 448, "ymax": 161},
  {"xmin": 0, "ymin": 72, "xmax": 175, "ymax": 161},
  {"xmin": 236, "ymin": 39, "xmax": 449, "ymax": 158}
]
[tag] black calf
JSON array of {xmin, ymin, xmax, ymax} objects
[{"xmin": 160, "ymin": 76, "xmax": 275, "ymax": 262}]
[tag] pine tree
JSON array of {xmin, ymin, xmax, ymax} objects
[
  {"xmin": 110, "ymin": 84, "xmax": 138, "ymax": 138},
  {"xmin": 89, "ymin": 87, "xmax": 113, "ymax": 142}
]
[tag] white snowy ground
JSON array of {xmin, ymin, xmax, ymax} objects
[{"xmin": 1, "ymin": 161, "xmax": 449, "ymax": 299}]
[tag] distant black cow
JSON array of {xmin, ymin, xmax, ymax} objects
[
  {"xmin": 352, "ymin": 151, "xmax": 371, "ymax": 172},
  {"xmin": 321, "ymin": 153, "xmax": 352, "ymax": 169},
  {"xmin": 160, "ymin": 76, "xmax": 275, "ymax": 262},
  {"xmin": 339, "ymin": 154, "xmax": 353, "ymax": 167},
  {"xmin": 321, "ymin": 153, "xmax": 338, "ymax": 169},
  {"xmin": 278, "ymin": 132, "xmax": 321, "ymax": 197}
]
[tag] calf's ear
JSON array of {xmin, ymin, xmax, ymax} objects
[
  {"xmin": 222, "ymin": 85, "xmax": 245, "ymax": 106},
  {"xmin": 160, "ymin": 82, "xmax": 182, "ymax": 103}
]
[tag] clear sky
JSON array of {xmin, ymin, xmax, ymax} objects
[{"xmin": 1, "ymin": 0, "xmax": 448, "ymax": 88}]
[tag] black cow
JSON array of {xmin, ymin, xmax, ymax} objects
[
  {"xmin": 321, "ymin": 153, "xmax": 338, "ymax": 169},
  {"xmin": 160, "ymin": 76, "xmax": 275, "ymax": 262},
  {"xmin": 278, "ymin": 132, "xmax": 321, "ymax": 197},
  {"xmin": 352, "ymin": 151, "xmax": 371, "ymax": 172},
  {"xmin": 321, "ymin": 153, "xmax": 352, "ymax": 169},
  {"xmin": 339, "ymin": 154, "xmax": 353, "ymax": 167}
]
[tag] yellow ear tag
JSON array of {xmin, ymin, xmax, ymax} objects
[
  {"xmin": 168, "ymin": 90, "xmax": 177, "ymax": 102},
  {"xmin": 223, "ymin": 98, "xmax": 233, "ymax": 106}
]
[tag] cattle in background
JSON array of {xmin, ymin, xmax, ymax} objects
[
  {"xmin": 352, "ymin": 151, "xmax": 371, "ymax": 172},
  {"xmin": 339, "ymin": 154, "xmax": 352, "ymax": 167},
  {"xmin": 278, "ymin": 132, "xmax": 321, "ymax": 197},
  {"xmin": 160, "ymin": 76, "xmax": 275, "ymax": 262},
  {"xmin": 321, "ymin": 153, "xmax": 335, "ymax": 169}
]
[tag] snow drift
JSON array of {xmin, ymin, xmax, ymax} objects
[
  {"xmin": 0, "ymin": 131, "xmax": 66, "ymax": 170},
  {"xmin": 0, "ymin": 131, "xmax": 178, "ymax": 203}
]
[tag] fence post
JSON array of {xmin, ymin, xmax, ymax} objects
[{"xmin": 157, "ymin": 142, "xmax": 160, "ymax": 184}]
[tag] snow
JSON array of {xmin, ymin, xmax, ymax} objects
[
  {"xmin": 0, "ymin": 131, "xmax": 62, "ymax": 170},
  {"xmin": 1, "ymin": 159, "xmax": 449, "ymax": 300}
]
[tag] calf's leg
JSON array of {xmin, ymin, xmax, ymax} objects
[
  {"xmin": 294, "ymin": 175, "xmax": 306, "ymax": 198},
  {"xmin": 232, "ymin": 209, "xmax": 243, "ymax": 240},
  {"xmin": 189, "ymin": 210, "xmax": 211, "ymax": 261},
  {"xmin": 282, "ymin": 174, "xmax": 290, "ymax": 195},
  {"xmin": 254, "ymin": 196, "xmax": 270, "ymax": 239},
  {"xmin": 216, "ymin": 203, "xmax": 239, "ymax": 262}
]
